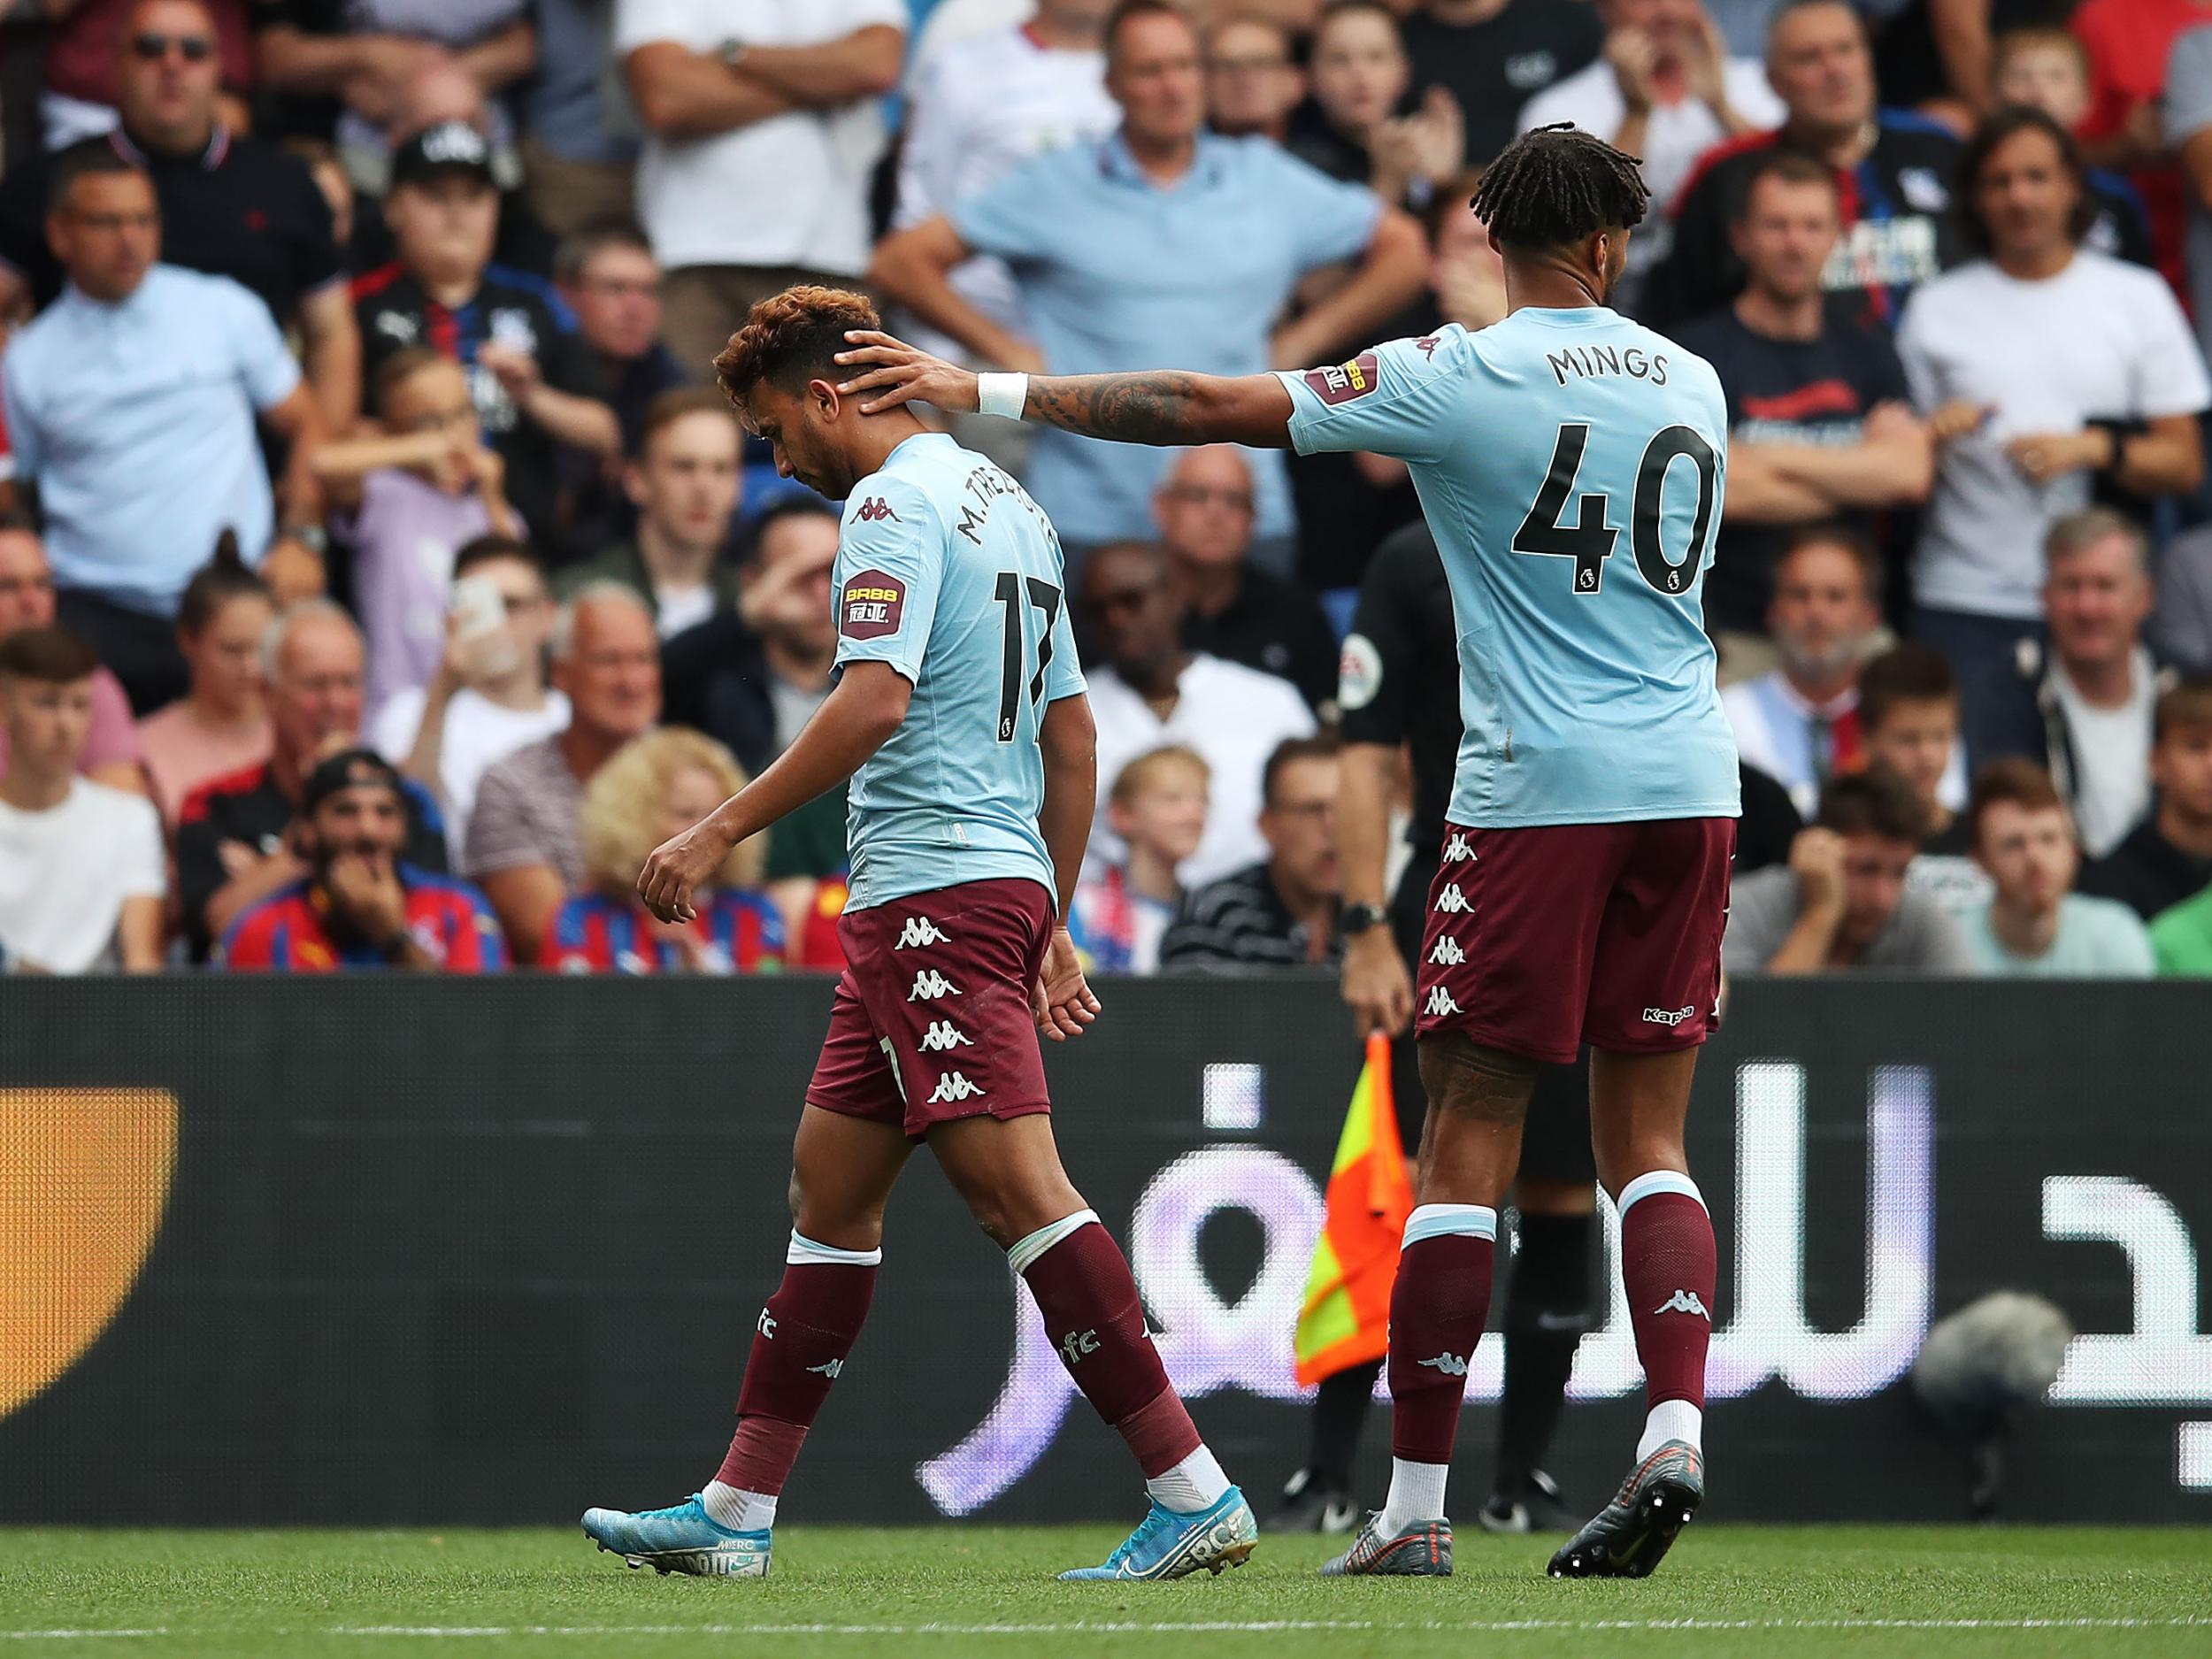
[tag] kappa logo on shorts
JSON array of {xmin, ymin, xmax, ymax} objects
[
  {"xmin": 927, "ymin": 1071, "xmax": 986, "ymax": 1103},
  {"xmin": 1433, "ymin": 882, "xmax": 1470, "ymax": 914},
  {"xmin": 1424, "ymin": 985, "xmax": 1462, "ymax": 1018},
  {"xmin": 840, "ymin": 568, "xmax": 905, "ymax": 641},
  {"xmin": 1429, "ymin": 935, "xmax": 1465, "ymax": 966},
  {"xmin": 1643, "ymin": 1004, "xmax": 1696, "ymax": 1027},
  {"xmin": 909, "ymin": 970, "xmax": 962, "ymax": 1001},
  {"xmin": 895, "ymin": 917, "xmax": 949, "ymax": 949},
  {"xmin": 918, "ymin": 1020, "xmax": 973, "ymax": 1052},
  {"xmin": 1653, "ymin": 1290, "xmax": 1711, "ymax": 1320},
  {"xmin": 1443, "ymin": 833, "xmax": 1475, "ymax": 863},
  {"xmin": 1302, "ymin": 351, "xmax": 1381, "ymax": 406}
]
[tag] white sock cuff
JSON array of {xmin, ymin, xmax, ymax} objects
[
  {"xmin": 1006, "ymin": 1208, "xmax": 1100, "ymax": 1276},
  {"xmin": 1402, "ymin": 1202, "xmax": 1497, "ymax": 1249},
  {"xmin": 787, "ymin": 1230, "xmax": 883, "ymax": 1268},
  {"xmin": 1617, "ymin": 1171, "xmax": 1707, "ymax": 1220}
]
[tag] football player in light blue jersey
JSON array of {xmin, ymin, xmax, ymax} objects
[
  {"xmin": 599, "ymin": 287, "xmax": 1256, "ymax": 1586},
  {"xmin": 838, "ymin": 126, "xmax": 1738, "ymax": 1584}
]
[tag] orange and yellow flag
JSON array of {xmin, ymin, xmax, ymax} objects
[{"xmin": 1294, "ymin": 1031, "xmax": 1415, "ymax": 1387}]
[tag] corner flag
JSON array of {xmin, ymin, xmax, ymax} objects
[{"xmin": 1294, "ymin": 1030, "xmax": 1414, "ymax": 1387}]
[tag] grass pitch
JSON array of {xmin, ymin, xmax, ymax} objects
[{"xmin": 1, "ymin": 1525, "xmax": 2207, "ymax": 1658}]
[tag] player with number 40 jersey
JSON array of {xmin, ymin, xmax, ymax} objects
[{"xmin": 834, "ymin": 122, "xmax": 1740, "ymax": 1586}]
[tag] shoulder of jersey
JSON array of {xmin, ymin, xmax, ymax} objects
[{"xmin": 841, "ymin": 468, "xmax": 940, "ymax": 534}]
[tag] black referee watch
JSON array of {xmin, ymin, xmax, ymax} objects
[{"xmin": 1340, "ymin": 902, "xmax": 1389, "ymax": 938}]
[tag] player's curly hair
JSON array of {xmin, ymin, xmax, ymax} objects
[
  {"xmin": 712, "ymin": 286, "xmax": 881, "ymax": 411},
  {"xmin": 1470, "ymin": 123, "xmax": 1649, "ymax": 253}
]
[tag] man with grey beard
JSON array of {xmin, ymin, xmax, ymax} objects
[{"xmin": 1720, "ymin": 524, "xmax": 1883, "ymax": 818}]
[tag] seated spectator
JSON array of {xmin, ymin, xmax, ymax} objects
[
  {"xmin": 254, "ymin": 0, "xmax": 534, "ymax": 188},
  {"xmin": 1161, "ymin": 734, "xmax": 1344, "ymax": 970},
  {"xmin": 1993, "ymin": 27, "xmax": 2152, "ymax": 268},
  {"xmin": 177, "ymin": 600, "xmax": 448, "ymax": 956},
  {"xmin": 1069, "ymin": 744, "xmax": 1209, "ymax": 974},
  {"xmin": 543, "ymin": 728, "xmax": 784, "ymax": 973},
  {"xmin": 0, "ymin": 512, "xmax": 143, "ymax": 795},
  {"xmin": 895, "ymin": 0, "xmax": 1118, "ymax": 365},
  {"xmin": 519, "ymin": 0, "xmax": 640, "ymax": 238},
  {"xmin": 1647, "ymin": 0, "xmax": 1964, "ymax": 330},
  {"xmin": 0, "ymin": 627, "xmax": 163, "ymax": 973},
  {"xmin": 1900, "ymin": 111, "xmax": 2206, "ymax": 772},
  {"xmin": 33, "ymin": 0, "xmax": 250, "ymax": 152},
  {"xmin": 1723, "ymin": 767, "xmax": 1976, "ymax": 972},
  {"xmin": 1993, "ymin": 510, "xmax": 2168, "ymax": 860},
  {"xmin": 2083, "ymin": 676, "xmax": 2212, "ymax": 921},
  {"xmin": 1519, "ymin": 0, "xmax": 1782, "ymax": 300},
  {"xmin": 217, "ymin": 748, "xmax": 504, "ymax": 972},
  {"xmin": 617, "ymin": 0, "xmax": 904, "ymax": 373},
  {"xmin": 1, "ymin": 142, "xmax": 327, "ymax": 712},
  {"xmin": 1287, "ymin": 3, "xmax": 1463, "ymax": 210},
  {"xmin": 1719, "ymin": 526, "xmax": 1880, "ymax": 817},
  {"xmin": 1961, "ymin": 757, "xmax": 2154, "ymax": 976},
  {"xmin": 1079, "ymin": 541, "xmax": 1315, "ymax": 886},
  {"xmin": 316, "ymin": 348, "xmax": 521, "ymax": 716},
  {"xmin": 0, "ymin": 0, "xmax": 359, "ymax": 428},
  {"xmin": 350, "ymin": 122, "xmax": 618, "ymax": 556},
  {"xmin": 1401, "ymin": 0, "xmax": 1603, "ymax": 166},
  {"xmin": 555, "ymin": 388, "xmax": 742, "ymax": 637},
  {"xmin": 136, "ymin": 538, "xmax": 274, "ymax": 832},
  {"xmin": 1204, "ymin": 12, "xmax": 1304, "ymax": 143},
  {"xmin": 553, "ymin": 219, "xmax": 687, "ymax": 456},
  {"xmin": 1159, "ymin": 446, "xmax": 1340, "ymax": 714},
  {"xmin": 1675, "ymin": 151, "xmax": 1931, "ymax": 662},
  {"xmin": 465, "ymin": 582, "xmax": 659, "ymax": 963},
  {"xmin": 872, "ymin": 0, "xmax": 1427, "ymax": 570},
  {"xmin": 1857, "ymin": 641, "xmax": 1985, "ymax": 912},
  {"xmin": 371, "ymin": 534, "xmax": 567, "ymax": 859}
]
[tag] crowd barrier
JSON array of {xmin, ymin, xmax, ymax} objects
[{"xmin": 3, "ymin": 975, "xmax": 2208, "ymax": 1525}]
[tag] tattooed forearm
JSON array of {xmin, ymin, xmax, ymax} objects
[{"xmin": 1025, "ymin": 373, "xmax": 1209, "ymax": 444}]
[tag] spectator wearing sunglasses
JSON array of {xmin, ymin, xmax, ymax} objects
[
  {"xmin": 32, "ymin": 0, "xmax": 250, "ymax": 151},
  {"xmin": 0, "ymin": 0, "xmax": 358, "ymax": 432}
]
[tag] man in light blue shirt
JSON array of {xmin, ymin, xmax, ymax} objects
[
  {"xmin": 868, "ymin": 0, "xmax": 1426, "ymax": 568},
  {"xmin": 0, "ymin": 142, "xmax": 326, "ymax": 710},
  {"xmin": 1963, "ymin": 757, "xmax": 2155, "ymax": 977}
]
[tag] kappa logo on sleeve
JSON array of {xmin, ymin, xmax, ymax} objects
[
  {"xmin": 840, "ymin": 568, "xmax": 906, "ymax": 640},
  {"xmin": 1302, "ymin": 351, "xmax": 1381, "ymax": 406},
  {"xmin": 856, "ymin": 497, "xmax": 902, "ymax": 523}
]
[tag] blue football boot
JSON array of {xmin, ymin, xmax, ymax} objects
[
  {"xmin": 1058, "ymin": 1486, "xmax": 1259, "ymax": 1581},
  {"xmin": 581, "ymin": 1494, "xmax": 772, "ymax": 1578}
]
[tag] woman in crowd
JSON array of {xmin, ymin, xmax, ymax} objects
[
  {"xmin": 1068, "ymin": 745, "xmax": 1210, "ymax": 975},
  {"xmin": 541, "ymin": 727, "xmax": 783, "ymax": 974},
  {"xmin": 1288, "ymin": 0, "xmax": 1463, "ymax": 211},
  {"xmin": 135, "ymin": 538, "xmax": 274, "ymax": 834}
]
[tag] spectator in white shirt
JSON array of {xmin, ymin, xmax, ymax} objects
[
  {"xmin": 1721, "ymin": 525, "xmax": 1884, "ymax": 818},
  {"xmin": 1077, "ymin": 540, "xmax": 1314, "ymax": 886},
  {"xmin": 1989, "ymin": 509, "xmax": 2168, "ymax": 862},
  {"xmin": 617, "ymin": 0, "xmax": 905, "ymax": 373},
  {"xmin": 0, "ymin": 627, "xmax": 164, "ymax": 974},
  {"xmin": 1517, "ymin": 0, "xmax": 1782, "ymax": 296},
  {"xmin": 1899, "ymin": 107, "xmax": 2208, "ymax": 773},
  {"xmin": 373, "ymin": 534, "xmax": 570, "ymax": 862},
  {"xmin": 894, "ymin": 0, "xmax": 1119, "ymax": 365}
]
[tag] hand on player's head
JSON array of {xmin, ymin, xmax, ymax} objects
[{"xmin": 833, "ymin": 331, "xmax": 981, "ymax": 419}]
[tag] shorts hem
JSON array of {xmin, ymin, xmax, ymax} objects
[
  {"xmin": 1416, "ymin": 1021, "xmax": 1579, "ymax": 1068},
  {"xmin": 908, "ymin": 1097, "xmax": 1051, "ymax": 1142},
  {"xmin": 1584, "ymin": 1028, "xmax": 1709, "ymax": 1056}
]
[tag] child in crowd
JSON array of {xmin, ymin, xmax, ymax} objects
[
  {"xmin": 313, "ymin": 348, "xmax": 520, "ymax": 718},
  {"xmin": 1858, "ymin": 643, "xmax": 1989, "ymax": 913},
  {"xmin": 136, "ymin": 539, "xmax": 274, "ymax": 833},
  {"xmin": 1068, "ymin": 745, "xmax": 1210, "ymax": 974},
  {"xmin": 542, "ymin": 728, "xmax": 785, "ymax": 974}
]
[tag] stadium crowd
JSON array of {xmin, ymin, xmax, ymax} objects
[{"xmin": 3, "ymin": 0, "xmax": 2212, "ymax": 979}]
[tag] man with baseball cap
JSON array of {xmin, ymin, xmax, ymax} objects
[
  {"xmin": 216, "ymin": 745, "xmax": 505, "ymax": 972},
  {"xmin": 350, "ymin": 119, "xmax": 619, "ymax": 554}
]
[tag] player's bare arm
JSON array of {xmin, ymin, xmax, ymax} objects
[
  {"xmin": 1034, "ymin": 692, "xmax": 1104, "ymax": 1043},
  {"xmin": 637, "ymin": 661, "xmax": 911, "ymax": 923},
  {"xmin": 834, "ymin": 330, "xmax": 1298, "ymax": 449}
]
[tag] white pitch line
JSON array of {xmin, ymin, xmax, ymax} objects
[
  {"xmin": 0, "ymin": 1633, "xmax": 168, "ymax": 1641},
  {"xmin": 325, "ymin": 1616, "xmax": 2212, "ymax": 1638}
]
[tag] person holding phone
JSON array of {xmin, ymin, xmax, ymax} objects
[{"xmin": 370, "ymin": 535, "xmax": 566, "ymax": 861}]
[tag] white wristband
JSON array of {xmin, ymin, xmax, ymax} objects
[{"xmin": 976, "ymin": 372, "xmax": 1029, "ymax": 421}]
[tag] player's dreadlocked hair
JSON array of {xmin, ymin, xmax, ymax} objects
[
  {"xmin": 713, "ymin": 285, "xmax": 881, "ymax": 411},
  {"xmin": 1470, "ymin": 124, "xmax": 1650, "ymax": 254}
]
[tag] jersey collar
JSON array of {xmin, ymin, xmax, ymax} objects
[{"xmin": 109, "ymin": 121, "xmax": 230, "ymax": 171}]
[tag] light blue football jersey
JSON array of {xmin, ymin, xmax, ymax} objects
[
  {"xmin": 831, "ymin": 432, "xmax": 1086, "ymax": 911},
  {"xmin": 1278, "ymin": 310, "xmax": 1741, "ymax": 827}
]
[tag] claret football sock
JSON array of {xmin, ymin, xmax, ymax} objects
[
  {"xmin": 1015, "ymin": 1214, "xmax": 1226, "ymax": 1511},
  {"xmin": 1379, "ymin": 1203, "xmax": 1497, "ymax": 1534},
  {"xmin": 1617, "ymin": 1171, "xmax": 1716, "ymax": 1460},
  {"xmin": 711, "ymin": 1233, "xmax": 879, "ymax": 1509}
]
